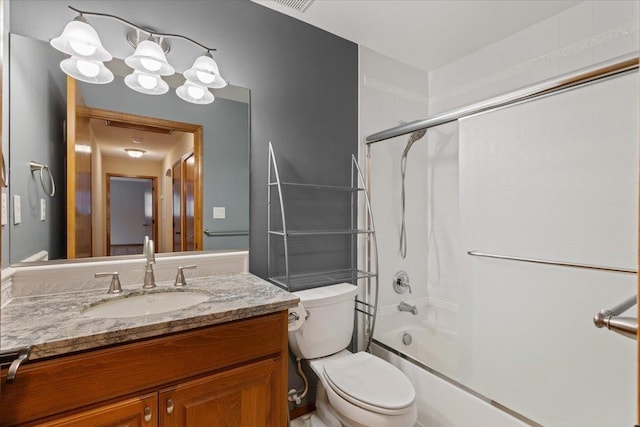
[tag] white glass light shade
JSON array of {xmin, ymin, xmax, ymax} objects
[
  {"xmin": 125, "ymin": 40, "xmax": 174, "ymax": 76},
  {"xmin": 124, "ymin": 71, "xmax": 169, "ymax": 95},
  {"xmin": 50, "ymin": 19, "xmax": 112, "ymax": 61},
  {"xmin": 60, "ymin": 57, "xmax": 114, "ymax": 84},
  {"xmin": 176, "ymin": 81, "xmax": 214, "ymax": 104},
  {"xmin": 125, "ymin": 148, "xmax": 145, "ymax": 158},
  {"xmin": 183, "ymin": 55, "xmax": 227, "ymax": 88}
]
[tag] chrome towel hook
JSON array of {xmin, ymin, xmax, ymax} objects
[{"xmin": 29, "ymin": 161, "xmax": 56, "ymax": 197}]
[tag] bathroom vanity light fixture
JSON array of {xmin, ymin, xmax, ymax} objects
[
  {"xmin": 50, "ymin": 5, "xmax": 227, "ymax": 104},
  {"xmin": 50, "ymin": 15, "xmax": 113, "ymax": 84},
  {"xmin": 125, "ymin": 148, "xmax": 146, "ymax": 158}
]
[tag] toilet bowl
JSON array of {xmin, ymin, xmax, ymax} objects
[
  {"xmin": 309, "ymin": 350, "xmax": 417, "ymax": 427},
  {"xmin": 288, "ymin": 283, "xmax": 417, "ymax": 427}
]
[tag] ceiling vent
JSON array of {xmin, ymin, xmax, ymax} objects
[{"xmin": 272, "ymin": 0, "xmax": 315, "ymax": 13}]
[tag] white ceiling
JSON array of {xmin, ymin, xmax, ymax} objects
[
  {"xmin": 253, "ymin": 0, "xmax": 582, "ymax": 72},
  {"xmin": 90, "ymin": 118, "xmax": 188, "ymax": 161}
]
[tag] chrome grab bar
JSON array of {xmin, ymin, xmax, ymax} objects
[
  {"xmin": 466, "ymin": 251, "xmax": 638, "ymax": 339},
  {"xmin": 594, "ymin": 295, "xmax": 637, "ymax": 340},
  {"xmin": 203, "ymin": 229, "xmax": 248, "ymax": 237},
  {"xmin": 467, "ymin": 251, "xmax": 637, "ymax": 275}
]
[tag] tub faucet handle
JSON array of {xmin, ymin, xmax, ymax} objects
[
  {"xmin": 95, "ymin": 271, "xmax": 123, "ymax": 294},
  {"xmin": 393, "ymin": 271, "xmax": 412, "ymax": 294},
  {"xmin": 174, "ymin": 265, "xmax": 197, "ymax": 287}
]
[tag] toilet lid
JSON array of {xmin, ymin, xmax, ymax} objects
[{"xmin": 322, "ymin": 352, "xmax": 415, "ymax": 412}]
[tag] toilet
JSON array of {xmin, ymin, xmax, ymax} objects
[{"xmin": 289, "ymin": 283, "xmax": 417, "ymax": 427}]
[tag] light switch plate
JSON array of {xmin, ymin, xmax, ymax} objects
[
  {"xmin": 40, "ymin": 198, "xmax": 46, "ymax": 221},
  {"xmin": 213, "ymin": 207, "xmax": 226, "ymax": 219},
  {"xmin": 13, "ymin": 195, "xmax": 21, "ymax": 224},
  {"xmin": 1, "ymin": 193, "xmax": 7, "ymax": 226}
]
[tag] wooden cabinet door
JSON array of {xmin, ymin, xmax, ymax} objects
[
  {"xmin": 159, "ymin": 357, "xmax": 282, "ymax": 427},
  {"xmin": 37, "ymin": 393, "xmax": 157, "ymax": 427}
]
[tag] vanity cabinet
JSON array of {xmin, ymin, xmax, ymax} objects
[
  {"xmin": 0, "ymin": 312, "xmax": 288, "ymax": 426},
  {"xmin": 36, "ymin": 393, "xmax": 157, "ymax": 427},
  {"xmin": 160, "ymin": 357, "xmax": 279, "ymax": 426}
]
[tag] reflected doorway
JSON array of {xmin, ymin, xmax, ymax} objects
[
  {"xmin": 107, "ymin": 175, "xmax": 157, "ymax": 256},
  {"xmin": 172, "ymin": 153, "xmax": 196, "ymax": 252},
  {"xmin": 67, "ymin": 77, "xmax": 204, "ymax": 259}
]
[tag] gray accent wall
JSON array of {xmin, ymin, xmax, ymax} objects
[
  {"xmin": 8, "ymin": 33, "xmax": 66, "ymax": 262},
  {"xmin": 9, "ymin": 0, "xmax": 358, "ymax": 276},
  {"xmin": 202, "ymin": 99, "xmax": 250, "ymax": 251}
]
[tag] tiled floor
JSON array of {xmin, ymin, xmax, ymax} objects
[{"xmin": 290, "ymin": 413, "xmax": 312, "ymax": 427}]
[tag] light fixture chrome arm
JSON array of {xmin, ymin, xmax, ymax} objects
[{"xmin": 67, "ymin": 5, "xmax": 217, "ymax": 52}]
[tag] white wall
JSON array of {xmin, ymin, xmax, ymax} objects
[
  {"xmin": 429, "ymin": 0, "xmax": 640, "ymax": 114},
  {"xmin": 358, "ymin": 45, "xmax": 429, "ymax": 346}
]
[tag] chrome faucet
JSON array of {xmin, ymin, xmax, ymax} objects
[
  {"xmin": 95, "ymin": 271, "xmax": 122, "ymax": 294},
  {"xmin": 143, "ymin": 237, "xmax": 156, "ymax": 289},
  {"xmin": 398, "ymin": 301, "xmax": 418, "ymax": 315}
]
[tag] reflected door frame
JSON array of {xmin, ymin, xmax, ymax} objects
[
  {"xmin": 67, "ymin": 77, "xmax": 204, "ymax": 257},
  {"xmin": 106, "ymin": 174, "xmax": 157, "ymax": 256},
  {"xmin": 172, "ymin": 152, "xmax": 197, "ymax": 252}
]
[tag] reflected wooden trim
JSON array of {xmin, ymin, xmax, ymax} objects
[
  {"xmin": 76, "ymin": 106, "xmax": 202, "ymax": 134},
  {"xmin": 194, "ymin": 126, "xmax": 203, "ymax": 251},
  {"xmin": 66, "ymin": 76, "xmax": 77, "ymax": 259}
]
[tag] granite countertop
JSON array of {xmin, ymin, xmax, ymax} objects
[{"xmin": 1, "ymin": 273, "xmax": 298, "ymax": 360}]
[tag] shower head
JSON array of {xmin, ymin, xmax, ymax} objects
[{"xmin": 402, "ymin": 129, "xmax": 427, "ymax": 158}]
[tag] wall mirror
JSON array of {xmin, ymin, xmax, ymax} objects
[{"xmin": 6, "ymin": 34, "xmax": 250, "ymax": 264}]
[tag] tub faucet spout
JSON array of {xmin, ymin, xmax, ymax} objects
[{"xmin": 398, "ymin": 301, "xmax": 418, "ymax": 315}]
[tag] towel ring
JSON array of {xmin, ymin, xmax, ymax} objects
[{"xmin": 29, "ymin": 161, "xmax": 55, "ymax": 197}]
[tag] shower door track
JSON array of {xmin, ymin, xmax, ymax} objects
[
  {"xmin": 372, "ymin": 338, "xmax": 545, "ymax": 427},
  {"xmin": 365, "ymin": 53, "xmax": 639, "ymax": 144}
]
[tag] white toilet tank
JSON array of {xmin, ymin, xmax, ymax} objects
[{"xmin": 289, "ymin": 283, "xmax": 358, "ymax": 359}]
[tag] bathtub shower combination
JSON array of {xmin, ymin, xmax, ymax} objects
[{"xmin": 363, "ymin": 54, "xmax": 639, "ymax": 427}]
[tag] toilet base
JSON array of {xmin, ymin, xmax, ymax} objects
[{"xmin": 309, "ymin": 382, "xmax": 342, "ymax": 427}]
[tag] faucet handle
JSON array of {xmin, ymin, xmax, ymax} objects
[
  {"xmin": 95, "ymin": 272, "xmax": 123, "ymax": 294},
  {"xmin": 174, "ymin": 265, "xmax": 197, "ymax": 287},
  {"xmin": 393, "ymin": 271, "xmax": 412, "ymax": 294}
]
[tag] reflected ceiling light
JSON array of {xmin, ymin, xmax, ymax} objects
[
  {"xmin": 50, "ymin": 16, "xmax": 112, "ymax": 61},
  {"xmin": 50, "ymin": 6, "xmax": 225, "ymax": 106},
  {"xmin": 125, "ymin": 70, "xmax": 169, "ymax": 95},
  {"xmin": 125, "ymin": 148, "xmax": 146, "ymax": 158},
  {"xmin": 183, "ymin": 53, "xmax": 227, "ymax": 89},
  {"xmin": 60, "ymin": 57, "xmax": 114, "ymax": 84},
  {"xmin": 176, "ymin": 81, "xmax": 214, "ymax": 105},
  {"xmin": 125, "ymin": 40, "xmax": 175, "ymax": 76},
  {"xmin": 75, "ymin": 144, "xmax": 92, "ymax": 154}
]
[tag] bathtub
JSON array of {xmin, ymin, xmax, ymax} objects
[
  {"xmin": 372, "ymin": 298, "xmax": 530, "ymax": 427},
  {"xmin": 374, "ymin": 297, "xmax": 459, "ymax": 376}
]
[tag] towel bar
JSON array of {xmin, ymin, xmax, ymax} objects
[{"xmin": 594, "ymin": 295, "xmax": 637, "ymax": 340}]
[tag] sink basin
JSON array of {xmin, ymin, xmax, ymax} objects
[{"xmin": 83, "ymin": 291, "xmax": 210, "ymax": 318}]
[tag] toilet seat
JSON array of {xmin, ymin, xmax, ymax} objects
[{"xmin": 321, "ymin": 351, "xmax": 415, "ymax": 415}]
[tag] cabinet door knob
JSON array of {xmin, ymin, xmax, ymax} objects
[
  {"xmin": 166, "ymin": 398, "xmax": 174, "ymax": 414},
  {"xmin": 144, "ymin": 406, "xmax": 152, "ymax": 423}
]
